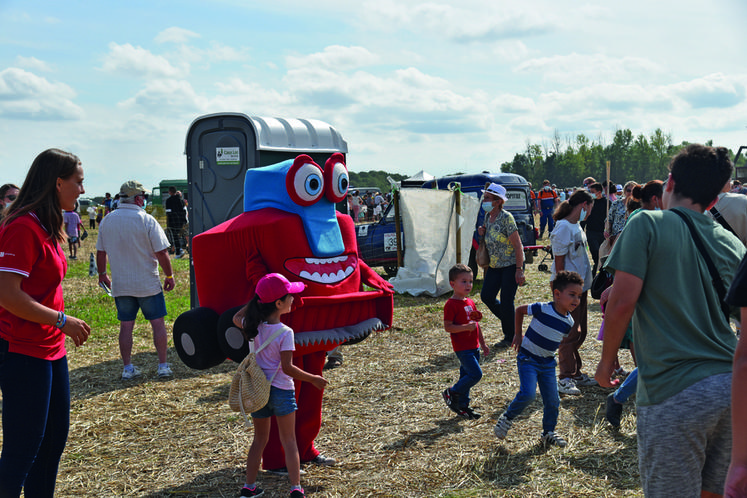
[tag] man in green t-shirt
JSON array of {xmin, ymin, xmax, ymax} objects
[{"xmin": 595, "ymin": 144, "xmax": 745, "ymax": 498}]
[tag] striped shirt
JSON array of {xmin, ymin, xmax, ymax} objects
[{"xmin": 520, "ymin": 302, "xmax": 575, "ymax": 363}]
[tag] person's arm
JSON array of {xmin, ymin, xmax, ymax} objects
[
  {"xmin": 594, "ymin": 271, "xmax": 642, "ymax": 387},
  {"xmin": 0, "ymin": 272, "xmax": 90, "ymax": 346},
  {"xmin": 96, "ymin": 250, "xmax": 111, "ymax": 287},
  {"xmin": 444, "ymin": 320, "xmax": 477, "ymax": 334},
  {"xmin": 725, "ymin": 308, "xmax": 747, "ymax": 497},
  {"xmin": 512, "ymin": 305, "xmax": 528, "ymax": 352},
  {"xmin": 280, "ymin": 350, "xmax": 327, "ymax": 390},
  {"xmin": 477, "ymin": 325, "xmax": 489, "ymax": 356},
  {"xmin": 155, "ymin": 248, "xmax": 175, "ymax": 291},
  {"xmin": 508, "ymin": 230, "xmax": 525, "ymax": 284},
  {"xmin": 554, "ymin": 254, "xmax": 565, "ymax": 272}
]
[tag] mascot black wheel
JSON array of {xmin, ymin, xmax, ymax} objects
[
  {"xmin": 538, "ymin": 263, "xmax": 548, "ymax": 272},
  {"xmin": 216, "ymin": 305, "xmax": 249, "ymax": 363},
  {"xmin": 173, "ymin": 307, "xmax": 224, "ymax": 370}
]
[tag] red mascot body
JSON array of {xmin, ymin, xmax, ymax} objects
[{"xmin": 187, "ymin": 153, "xmax": 393, "ymax": 469}]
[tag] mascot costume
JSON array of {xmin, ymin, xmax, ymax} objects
[{"xmin": 173, "ymin": 153, "xmax": 394, "ymax": 470}]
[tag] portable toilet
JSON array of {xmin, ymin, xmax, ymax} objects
[{"xmin": 184, "ymin": 112, "xmax": 348, "ymax": 306}]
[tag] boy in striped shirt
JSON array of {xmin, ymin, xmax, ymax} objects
[{"xmin": 493, "ymin": 271, "xmax": 584, "ymax": 447}]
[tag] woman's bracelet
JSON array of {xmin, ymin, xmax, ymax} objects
[{"xmin": 55, "ymin": 311, "xmax": 67, "ymax": 329}]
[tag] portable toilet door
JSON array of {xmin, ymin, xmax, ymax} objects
[{"xmin": 184, "ymin": 112, "xmax": 348, "ymax": 307}]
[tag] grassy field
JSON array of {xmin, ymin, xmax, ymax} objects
[{"xmin": 24, "ymin": 227, "xmax": 642, "ymax": 497}]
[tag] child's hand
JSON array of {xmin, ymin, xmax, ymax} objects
[
  {"xmin": 310, "ymin": 375, "xmax": 328, "ymax": 391},
  {"xmin": 481, "ymin": 343, "xmax": 490, "ymax": 357},
  {"xmin": 468, "ymin": 322, "xmax": 478, "ymax": 331},
  {"xmin": 511, "ymin": 334, "xmax": 522, "ymax": 352},
  {"xmin": 469, "ymin": 310, "xmax": 483, "ymax": 322}
]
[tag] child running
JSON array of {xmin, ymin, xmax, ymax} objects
[
  {"xmin": 442, "ymin": 264, "xmax": 490, "ymax": 420},
  {"xmin": 232, "ymin": 273, "xmax": 327, "ymax": 498},
  {"xmin": 493, "ymin": 270, "xmax": 584, "ymax": 447}
]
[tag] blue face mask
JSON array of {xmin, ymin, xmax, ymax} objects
[
  {"xmin": 482, "ymin": 202, "xmax": 493, "ymax": 212},
  {"xmin": 579, "ymin": 208, "xmax": 587, "ymax": 222},
  {"xmin": 654, "ymin": 207, "xmax": 661, "ymax": 211}
]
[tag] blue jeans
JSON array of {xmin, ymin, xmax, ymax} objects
[
  {"xmin": 613, "ymin": 367, "xmax": 638, "ymax": 404},
  {"xmin": 539, "ymin": 200, "xmax": 555, "ymax": 235},
  {"xmin": 452, "ymin": 348, "xmax": 482, "ymax": 408},
  {"xmin": 504, "ymin": 351, "xmax": 560, "ymax": 433},
  {"xmin": 0, "ymin": 339, "xmax": 70, "ymax": 498},
  {"xmin": 251, "ymin": 386, "xmax": 298, "ymax": 419},
  {"xmin": 481, "ymin": 265, "xmax": 518, "ymax": 342},
  {"xmin": 114, "ymin": 293, "xmax": 167, "ymax": 321}
]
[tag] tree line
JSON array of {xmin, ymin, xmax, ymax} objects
[
  {"xmin": 500, "ymin": 128, "xmax": 746, "ymax": 188},
  {"xmin": 348, "ymin": 170, "xmax": 408, "ymax": 194}
]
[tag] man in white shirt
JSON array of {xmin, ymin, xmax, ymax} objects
[{"xmin": 96, "ymin": 181, "xmax": 176, "ymax": 380}]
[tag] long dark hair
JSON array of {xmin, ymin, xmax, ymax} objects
[
  {"xmin": 0, "ymin": 183, "xmax": 19, "ymax": 218},
  {"xmin": 553, "ymin": 190, "xmax": 593, "ymax": 221},
  {"xmin": 241, "ymin": 294, "xmax": 288, "ymax": 341},
  {"xmin": 2, "ymin": 149, "xmax": 81, "ymax": 242}
]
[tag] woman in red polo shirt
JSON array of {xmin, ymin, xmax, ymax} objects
[{"xmin": 0, "ymin": 149, "xmax": 91, "ymax": 497}]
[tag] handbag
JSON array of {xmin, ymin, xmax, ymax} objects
[
  {"xmin": 476, "ymin": 237, "xmax": 489, "ymax": 269},
  {"xmin": 590, "ymin": 268, "xmax": 613, "ymax": 300},
  {"xmin": 228, "ymin": 327, "xmax": 287, "ymax": 424},
  {"xmin": 671, "ymin": 209, "xmax": 731, "ymax": 321}
]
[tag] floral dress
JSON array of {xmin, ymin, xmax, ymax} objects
[{"xmin": 484, "ymin": 210, "xmax": 518, "ymax": 268}]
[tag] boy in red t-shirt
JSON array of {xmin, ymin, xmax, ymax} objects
[{"xmin": 442, "ymin": 264, "xmax": 490, "ymax": 419}]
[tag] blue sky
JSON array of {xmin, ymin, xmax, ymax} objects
[{"xmin": 1, "ymin": 0, "xmax": 746, "ymax": 195}]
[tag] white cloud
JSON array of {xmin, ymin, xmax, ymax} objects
[
  {"xmin": 100, "ymin": 42, "xmax": 186, "ymax": 79},
  {"xmin": 118, "ymin": 79, "xmax": 207, "ymax": 115},
  {"xmin": 286, "ymin": 45, "xmax": 379, "ymax": 71},
  {"xmin": 0, "ymin": 68, "xmax": 83, "ymax": 120},
  {"xmin": 15, "ymin": 56, "xmax": 52, "ymax": 72},
  {"xmin": 669, "ymin": 73, "xmax": 746, "ymax": 109},
  {"xmin": 514, "ymin": 53, "xmax": 663, "ymax": 85},
  {"xmin": 155, "ymin": 27, "xmax": 201, "ymax": 44}
]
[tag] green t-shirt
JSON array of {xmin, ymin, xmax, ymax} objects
[{"xmin": 606, "ymin": 207, "xmax": 745, "ymax": 406}]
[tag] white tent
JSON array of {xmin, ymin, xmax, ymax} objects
[
  {"xmin": 401, "ymin": 170, "xmax": 435, "ymax": 188},
  {"xmin": 389, "ymin": 188, "xmax": 480, "ymax": 296}
]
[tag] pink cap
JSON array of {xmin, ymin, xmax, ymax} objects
[{"xmin": 255, "ymin": 273, "xmax": 305, "ymax": 303}]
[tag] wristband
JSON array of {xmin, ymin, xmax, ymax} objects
[
  {"xmin": 165, "ymin": 275, "xmax": 174, "ymax": 279},
  {"xmin": 99, "ymin": 271, "xmax": 106, "ymax": 275},
  {"xmin": 55, "ymin": 311, "xmax": 67, "ymax": 329}
]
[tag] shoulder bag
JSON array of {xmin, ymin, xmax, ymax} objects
[{"xmin": 671, "ymin": 209, "xmax": 731, "ymax": 321}]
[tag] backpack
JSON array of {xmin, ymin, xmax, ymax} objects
[{"xmin": 228, "ymin": 326, "xmax": 287, "ymax": 424}]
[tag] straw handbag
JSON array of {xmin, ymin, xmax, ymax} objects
[{"xmin": 228, "ymin": 327, "xmax": 287, "ymax": 422}]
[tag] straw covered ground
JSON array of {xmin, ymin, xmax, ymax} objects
[{"xmin": 7, "ymin": 230, "xmax": 643, "ymax": 497}]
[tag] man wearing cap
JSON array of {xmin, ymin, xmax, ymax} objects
[
  {"xmin": 537, "ymin": 180, "xmax": 558, "ymax": 238},
  {"xmin": 96, "ymin": 180, "xmax": 176, "ymax": 380}
]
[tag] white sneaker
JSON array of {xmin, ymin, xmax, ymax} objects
[
  {"xmin": 157, "ymin": 364, "xmax": 173, "ymax": 378},
  {"xmin": 493, "ymin": 413, "xmax": 513, "ymax": 439},
  {"xmin": 572, "ymin": 373, "xmax": 598, "ymax": 387},
  {"xmin": 122, "ymin": 365, "xmax": 142, "ymax": 380},
  {"xmin": 558, "ymin": 378, "xmax": 581, "ymax": 395}
]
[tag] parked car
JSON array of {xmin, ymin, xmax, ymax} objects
[{"xmin": 357, "ymin": 172, "xmax": 537, "ymax": 277}]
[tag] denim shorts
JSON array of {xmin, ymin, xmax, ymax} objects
[
  {"xmin": 114, "ymin": 293, "xmax": 167, "ymax": 321},
  {"xmin": 251, "ymin": 386, "xmax": 297, "ymax": 419}
]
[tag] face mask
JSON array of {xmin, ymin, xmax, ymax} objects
[
  {"xmin": 654, "ymin": 207, "xmax": 661, "ymax": 211},
  {"xmin": 4, "ymin": 202, "xmax": 11, "ymax": 209},
  {"xmin": 482, "ymin": 202, "xmax": 493, "ymax": 212},
  {"xmin": 579, "ymin": 208, "xmax": 587, "ymax": 222}
]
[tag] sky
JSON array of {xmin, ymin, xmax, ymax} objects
[{"xmin": 1, "ymin": 0, "xmax": 746, "ymax": 196}]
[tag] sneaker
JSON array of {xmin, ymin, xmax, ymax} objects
[
  {"xmin": 558, "ymin": 378, "xmax": 581, "ymax": 395},
  {"xmin": 121, "ymin": 366, "xmax": 142, "ymax": 380},
  {"xmin": 613, "ymin": 367, "xmax": 629, "ymax": 378},
  {"xmin": 240, "ymin": 486, "xmax": 264, "ymax": 497},
  {"xmin": 265, "ymin": 467, "xmax": 306, "ymax": 476},
  {"xmin": 157, "ymin": 364, "xmax": 173, "ymax": 378},
  {"xmin": 462, "ymin": 406, "xmax": 481, "ymax": 420},
  {"xmin": 573, "ymin": 373, "xmax": 598, "ymax": 386},
  {"xmin": 606, "ymin": 393, "xmax": 623, "ymax": 428},
  {"xmin": 493, "ymin": 413, "xmax": 513, "ymax": 439},
  {"xmin": 290, "ymin": 489, "xmax": 305, "ymax": 498},
  {"xmin": 541, "ymin": 431, "xmax": 567, "ymax": 447},
  {"xmin": 309, "ymin": 454, "xmax": 336, "ymax": 466},
  {"xmin": 493, "ymin": 338, "xmax": 512, "ymax": 349}
]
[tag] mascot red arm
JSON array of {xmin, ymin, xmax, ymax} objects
[{"xmin": 178, "ymin": 153, "xmax": 393, "ymax": 470}]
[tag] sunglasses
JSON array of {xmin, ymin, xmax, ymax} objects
[
  {"xmin": 4, "ymin": 194, "xmax": 16, "ymax": 201},
  {"xmin": 625, "ymin": 189, "xmax": 632, "ymax": 193}
]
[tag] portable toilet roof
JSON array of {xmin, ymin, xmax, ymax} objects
[{"xmin": 184, "ymin": 112, "xmax": 348, "ymax": 307}]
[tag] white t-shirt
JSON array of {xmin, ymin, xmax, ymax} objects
[
  {"xmin": 96, "ymin": 203, "xmax": 170, "ymax": 297},
  {"xmin": 253, "ymin": 322, "xmax": 296, "ymax": 390},
  {"xmin": 87, "ymin": 206, "xmax": 96, "ymax": 220},
  {"xmin": 550, "ymin": 218, "xmax": 592, "ymax": 291}
]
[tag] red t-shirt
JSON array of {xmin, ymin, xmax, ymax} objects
[
  {"xmin": 444, "ymin": 297, "xmax": 480, "ymax": 352},
  {"xmin": 0, "ymin": 213, "xmax": 67, "ymax": 360}
]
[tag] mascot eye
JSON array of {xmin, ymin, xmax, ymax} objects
[
  {"xmin": 286, "ymin": 155, "xmax": 324, "ymax": 206},
  {"xmin": 324, "ymin": 153, "xmax": 349, "ymax": 203}
]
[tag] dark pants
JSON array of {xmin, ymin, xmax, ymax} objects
[
  {"xmin": 481, "ymin": 265, "xmax": 518, "ymax": 342},
  {"xmin": 88, "ymin": 219, "xmax": 95, "ymax": 229},
  {"xmin": 586, "ymin": 230, "xmax": 605, "ymax": 276},
  {"xmin": 558, "ymin": 291, "xmax": 588, "ymax": 380},
  {"xmin": 452, "ymin": 348, "xmax": 483, "ymax": 408},
  {"xmin": 0, "ymin": 340, "xmax": 70, "ymax": 498},
  {"xmin": 167, "ymin": 220, "xmax": 184, "ymax": 254}
]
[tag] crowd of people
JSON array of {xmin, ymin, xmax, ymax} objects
[
  {"xmin": 4, "ymin": 144, "xmax": 747, "ymax": 496},
  {"xmin": 346, "ymin": 190, "xmax": 390, "ymax": 223}
]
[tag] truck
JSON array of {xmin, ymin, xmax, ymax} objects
[{"xmin": 355, "ymin": 172, "xmax": 537, "ymax": 277}]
